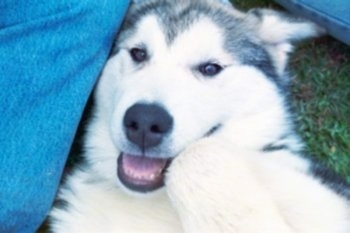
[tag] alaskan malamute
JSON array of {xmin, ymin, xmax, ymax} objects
[{"xmin": 50, "ymin": 0, "xmax": 350, "ymax": 232}]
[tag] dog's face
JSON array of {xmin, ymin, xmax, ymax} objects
[{"xmin": 87, "ymin": 0, "xmax": 322, "ymax": 193}]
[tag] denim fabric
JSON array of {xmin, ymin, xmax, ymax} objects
[
  {"xmin": 0, "ymin": 0, "xmax": 129, "ymax": 231},
  {"xmin": 274, "ymin": 0, "xmax": 350, "ymax": 45}
]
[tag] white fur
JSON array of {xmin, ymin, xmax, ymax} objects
[
  {"xmin": 167, "ymin": 138, "xmax": 350, "ymax": 233},
  {"xmin": 50, "ymin": 1, "xmax": 349, "ymax": 232}
]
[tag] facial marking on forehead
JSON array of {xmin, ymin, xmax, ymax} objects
[
  {"xmin": 170, "ymin": 17, "xmax": 233, "ymax": 64},
  {"xmin": 118, "ymin": 1, "xmax": 277, "ymax": 82},
  {"xmin": 135, "ymin": 16, "xmax": 167, "ymax": 46}
]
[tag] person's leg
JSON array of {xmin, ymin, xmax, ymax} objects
[{"xmin": 0, "ymin": 0, "xmax": 129, "ymax": 231}]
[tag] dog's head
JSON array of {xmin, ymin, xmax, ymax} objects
[{"xmin": 86, "ymin": 0, "xmax": 323, "ymax": 193}]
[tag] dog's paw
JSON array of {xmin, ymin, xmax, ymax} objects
[
  {"xmin": 165, "ymin": 138, "xmax": 294, "ymax": 233},
  {"xmin": 166, "ymin": 138, "xmax": 230, "ymax": 196},
  {"xmin": 165, "ymin": 138, "xmax": 234, "ymax": 231}
]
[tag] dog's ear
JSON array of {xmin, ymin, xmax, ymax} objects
[
  {"xmin": 247, "ymin": 9, "xmax": 325, "ymax": 44},
  {"xmin": 245, "ymin": 9, "xmax": 325, "ymax": 76}
]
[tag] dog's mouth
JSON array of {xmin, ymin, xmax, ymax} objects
[
  {"xmin": 117, "ymin": 153, "xmax": 172, "ymax": 193},
  {"xmin": 117, "ymin": 124, "xmax": 222, "ymax": 193}
]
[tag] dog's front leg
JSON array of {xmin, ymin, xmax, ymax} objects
[{"xmin": 166, "ymin": 138, "xmax": 294, "ymax": 233}]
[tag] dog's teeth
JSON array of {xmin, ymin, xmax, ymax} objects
[{"xmin": 124, "ymin": 166, "xmax": 163, "ymax": 181}]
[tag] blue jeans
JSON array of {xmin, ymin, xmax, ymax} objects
[{"xmin": 0, "ymin": 0, "xmax": 129, "ymax": 231}]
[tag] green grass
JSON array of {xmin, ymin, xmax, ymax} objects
[
  {"xmin": 291, "ymin": 38, "xmax": 350, "ymax": 183},
  {"xmin": 232, "ymin": 0, "xmax": 350, "ymax": 183}
]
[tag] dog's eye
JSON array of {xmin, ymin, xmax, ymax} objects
[
  {"xmin": 129, "ymin": 47, "xmax": 148, "ymax": 63},
  {"xmin": 198, "ymin": 63, "xmax": 223, "ymax": 77}
]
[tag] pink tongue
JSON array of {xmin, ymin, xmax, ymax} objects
[{"xmin": 122, "ymin": 154, "xmax": 167, "ymax": 179}]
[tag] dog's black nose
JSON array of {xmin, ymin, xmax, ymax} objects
[{"xmin": 123, "ymin": 103, "xmax": 173, "ymax": 149}]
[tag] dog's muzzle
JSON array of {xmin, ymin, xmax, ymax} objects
[{"xmin": 117, "ymin": 103, "xmax": 173, "ymax": 192}]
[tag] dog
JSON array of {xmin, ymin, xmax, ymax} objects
[{"xmin": 49, "ymin": 0, "xmax": 350, "ymax": 232}]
